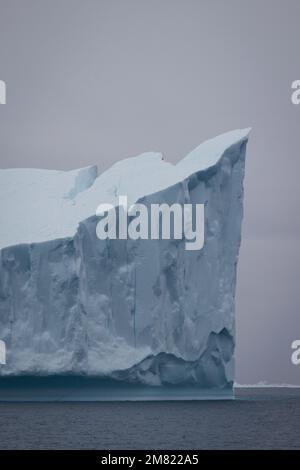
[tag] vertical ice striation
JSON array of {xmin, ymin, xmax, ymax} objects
[{"xmin": 0, "ymin": 129, "xmax": 250, "ymax": 398}]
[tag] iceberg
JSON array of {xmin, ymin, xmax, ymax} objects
[{"xmin": 0, "ymin": 129, "xmax": 250, "ymax": 399}]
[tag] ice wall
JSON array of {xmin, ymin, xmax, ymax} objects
[{"xmin": 0, "ymin": 129, "xmax": 250, "ymax": 397}]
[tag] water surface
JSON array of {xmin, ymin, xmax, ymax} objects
[{"xmin": 0, "ymin": 388, "xmax": 299, "ymax": 449}]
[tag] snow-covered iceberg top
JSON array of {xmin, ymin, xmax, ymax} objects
[{"xmin": 0, "ymin": 128, "xmax": 250, "ymax": 250}]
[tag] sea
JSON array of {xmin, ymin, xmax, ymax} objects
[{"xmin": 0, "ymin": 387, "xmax": 299, "ymax": 449}]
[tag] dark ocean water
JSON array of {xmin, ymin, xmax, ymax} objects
[{"xmin": 0, "ymin": 388, "xmax": 299, "ymax": 449}]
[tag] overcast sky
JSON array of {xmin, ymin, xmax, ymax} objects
[{"xmin": 0, "ymin": 0, "xmax": 299, "ymax": 384}]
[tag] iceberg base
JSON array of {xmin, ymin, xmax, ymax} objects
[{"xmin": 0, "ymin": 376, "xmax": 233, "ymax": 401}]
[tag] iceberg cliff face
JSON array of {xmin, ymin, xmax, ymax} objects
[{"xmin": 0, "ymin": 129, "xmax": 249, "ymax": 396}]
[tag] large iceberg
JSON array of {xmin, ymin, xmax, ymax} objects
[{"xmin": 0, "ymin": 129, "xmax": 250, "ymax": 399}]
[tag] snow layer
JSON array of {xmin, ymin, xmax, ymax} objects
[
  {"xmin": 0, "ymin": 128, "xmax": 250, "ymax": 250},
  {"xmin": 0, "ymin": 129, "xmax": 250, "ymax": 395}
]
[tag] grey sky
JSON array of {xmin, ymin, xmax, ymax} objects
[{"xmin": 0, "ymin": 0, "xmax": 299, "ymax": 384}]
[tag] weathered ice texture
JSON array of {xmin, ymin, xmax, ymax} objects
[{"xmin": 0, "ymin": 129, "xmax": 250, "ymax": 398}]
